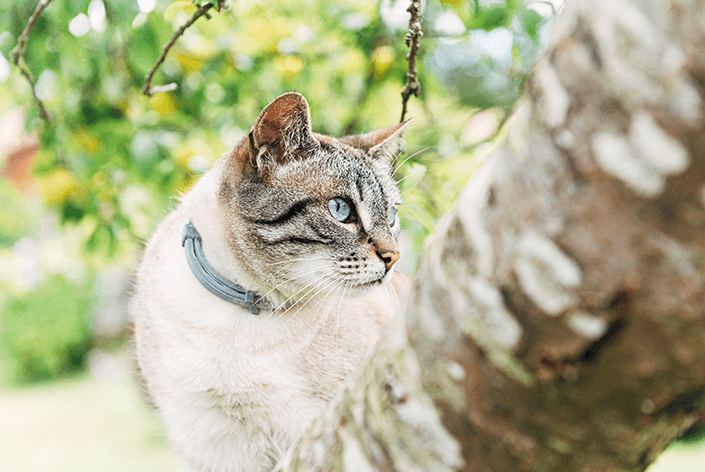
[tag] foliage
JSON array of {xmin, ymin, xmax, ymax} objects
[
  {"xmin": 0, "ymin": 0, "xmax": 554, "ymax": 261},
  {"xmin": 424, "ymin": 0, "xmax": 554, "ymax": 109},
  {"xmin": 0, "ymin": 180, "xmax": 38, "ymax": 246},
  {"xmin": 0, "ymin": 274, "xmax": 94, "ymax": 384},
  {"xmin": 0, "ymin": 0, "xmax": 554, "ymax": 385}
]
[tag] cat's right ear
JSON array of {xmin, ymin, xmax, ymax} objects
[
  {"xmin": 340, "ymin": 120, "xmax": 412, "ymax": 166},
  {"xmin": 248, "ymin": 92, "xmax": 319, "ymax": 170}
]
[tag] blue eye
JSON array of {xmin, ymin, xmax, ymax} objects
[
  {"xmin": 388, "ymin": 207, "xmax": 397, "ymax": 226},
  {"xmin": 328, "ymin": 197, "xmax": 351, "ymax": 222}
]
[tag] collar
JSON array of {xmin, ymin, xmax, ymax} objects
[{"xmin": 181, "ymin": 221, "xmax": 276, "ymax": 315}]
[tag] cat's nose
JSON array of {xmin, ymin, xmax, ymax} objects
[
  {"xmin": 370, "ymin": 230, "xmax": 400, "ymax": 271},
  {"xmin": 377, "ymin": 249, "xmax": 400, "ymax": 271}
]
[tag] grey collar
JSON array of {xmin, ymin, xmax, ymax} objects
[{"xmin": 181, "ymin": 221, "xmax": 275, "ymax": 315}]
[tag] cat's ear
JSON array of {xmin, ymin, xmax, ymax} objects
[
  {"xmin": 340, "ymin": 120, "xmax": 412, "ymax": 165},
  {"xmin": 249, "ymin": 92, "xmax": 319, "ymax": 167}
]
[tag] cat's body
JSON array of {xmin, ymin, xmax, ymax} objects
[{"xmin": 134, "ymin": 93, "xmax": 409, "ymax": 472}]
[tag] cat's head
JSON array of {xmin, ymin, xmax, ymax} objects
[{"xmin": 219, "ymin": 92, "xmax": 409, "ymax": 305}]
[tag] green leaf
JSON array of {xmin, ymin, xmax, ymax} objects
[
  {"xmin": 519, "ymin": 9, "xmax": 543, "ymax": 39},
  {"xmin": 11, "ymin": 4, "xmax": 23, "ymax": 40},
  {"xmin": 127, "ymin": 19, "xmax": 160, "ymax": 75},
  {"xmin": 481, "ymin": 6, "xmax": 508, "ymax": 31},
  {"xmin": 164, "ymin": 0, "xmax": 197, "ymax": 22},
  {"xmin": 107, "ymin": 223, "xmax": 118, "ymax": 257}
]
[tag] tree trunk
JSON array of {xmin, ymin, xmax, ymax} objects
[{"xmin": 274, "ymin": 0, "xmax": 705, "ymax": 470}]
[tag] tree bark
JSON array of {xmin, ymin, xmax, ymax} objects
[{"xmin": 274, "ymin": 0, "xmax": 705, "ymax": 470}]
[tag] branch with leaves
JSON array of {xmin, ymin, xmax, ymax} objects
[
  {"xmin": 142, "ymin": 1, "xmax": 227, "ymax": 97},
  {"xmin": 11, "ymin": 0, "xmax": 54, "ymax": 122},
  {"xmin": 400, "ymin": 0, "xmax": 422, "ymax": 123}
]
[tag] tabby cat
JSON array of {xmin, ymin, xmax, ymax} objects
[{"xmin": 133, "ymin": 92, "xmax": 409, "ymax": 472}]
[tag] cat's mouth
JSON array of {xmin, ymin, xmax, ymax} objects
[{"xmin": 346, "ymin": 270, "xmax": 393, "ymax": 294}]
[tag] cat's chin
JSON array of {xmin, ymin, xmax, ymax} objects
[
  {"xmin": 272, "ymin": 270, "xmax": 394, "ymax": 307},
  {"xmin": 345, "ymin": 270, "xmax": 394, "ymax": 297}
]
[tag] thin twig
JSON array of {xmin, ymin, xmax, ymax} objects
[
  {"xmin": 11, "ymin": 0, "xmax": 54, "ymax": 121},
  {"xmin": 400, "ymin": 0, "xmax": 423, "ymax": 123},
  {"xmin": 142, "ymin": 1, "xmax": 226, "ymax": 97}
]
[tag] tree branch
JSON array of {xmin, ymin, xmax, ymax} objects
[
  {"xmin": 275, "ymin": 0, "xmax": 705, "ymax": 470},
  {"xmin": 11, "ymin": 0, "xmax": 54, "ymax": 122},
  {"xmin": 400, "ymin": 0, "xmax": 423, "ymax": 123},
  {"xmin": 141, "ymin": 1, "xmax": 226, "ymax": 97}
]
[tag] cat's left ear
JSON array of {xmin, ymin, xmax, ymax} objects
[
  {"xmin": 340, "ymin": 120, "xmax": 412, "ymax": 165},
  {"xmin": 249, "ymin": 92, "xmax": 320, "ymax": 167}
]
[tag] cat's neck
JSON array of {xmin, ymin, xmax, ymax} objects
[{"xmin": 177, "ymin": 159, "xmax": 291, "ymax": 310}]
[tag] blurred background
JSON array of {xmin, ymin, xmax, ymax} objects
[{"xmin": 0, "ymin": 0, "xmax": 702, "ymax": 470}]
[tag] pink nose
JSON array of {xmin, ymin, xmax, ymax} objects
[{"xmin": 377, "ymin": 250, "xmax": 400, "ymax": 271}]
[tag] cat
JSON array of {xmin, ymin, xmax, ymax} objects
[{"xmin": 133, "ymin": 92, "xmax": 410, "ymax": 472}]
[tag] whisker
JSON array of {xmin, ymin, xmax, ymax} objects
[
  {"xmin": 317, "ymin": 279, "xmax": 345, "ymax": 348},
  {"xmin": 304, "ymin": 274, "xmax": 341, "ymax": 329},
  {"xmin": 255, "ymin": 263, "xmax": 328, "ymax": 309},
  {"xmin": 388, "ymin": 277, "xmax": 400, "ymax": 305},
  {"xmin": 252, "ymin": 276, "xmax": 309, "ymax": 328},
  {"xmin": 396, "ymin": 170, "xmax": 424, "ymax": 186},
  {"xmin": 345, "ymin": 282, "xmax": 352, "ymax": 335},
  {"xmin": 392, "ymin": 146, "xmax": 430, "ymax": 178},
  {"xmin": 263, "ymin": 257, "xmax": 328, "ymax": 267},
  {"xmin": 282, "ymin": 278, "xmax": 336, "ymax": 327},
  {"xmin": 253, "ymin": 268, "xmax": 330, "ymax": 331},
  {"xmin": 385, "ymin": 283, "xmax": 399, "ymax": 319},
  {"xmin": 335, "ymin": 282, "xmax": 350, "ymax": 345},
  {"xmin": 305, "ymin": 278, "xmax": 341, "ymax": 333},
  {"xmin": 256, "ymin": 271, "xmax": 331, "ymax": 332},
  {"xmin": 382, "ymin": 284, "xmax": 390, "ymax": 320},
  {"xmin": 391, "ymin": 285, "xmax": 400, "ymax": 309},
  {"xmin": 253, "ymin": 275, "xmax": 301, "ymax": 328},
  {"xmin": 277, "ymin": 269, "xmax": 340, "ymax": 329}
]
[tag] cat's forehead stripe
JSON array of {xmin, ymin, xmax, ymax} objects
[
  {"xmin": 350, "ymin": 161, "xmax": 386, "ymax": 209},
  {"xmin": 355, "ymin": 178, "xmax": 365, "ymax": 203}
]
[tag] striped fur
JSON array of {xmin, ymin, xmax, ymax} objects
[{"xmin": 134, "ymin": 93, "xmax": 410, "ymax": 472}]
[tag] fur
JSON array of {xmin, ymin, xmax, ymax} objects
[{"xmin": 134, "ymin": 92, "xmax": 410, "ymax": 472}]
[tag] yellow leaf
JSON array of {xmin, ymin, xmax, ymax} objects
[
  {"xmin": 149, "ymin": 92, "xmax": 178, "ymax": 116},
  {"xmin": 36, "ymin": 170, "xmax": 78, "ymax": 205},
  {"xmin": 274, "ymin": 56, "xmax": 304, "ymax": 80},
  {"xmin": 335, "ymin": 50, "xmax": 365, "ymax": 74},
  {"xmin": 372, "ymin": 46, "xmax": 395, "ymax": 78},
  {"xmin": 75, "ymin": 128, "xmax": 100, "ymax": 152},
  {"xmin": 164, "ymin": 1, "xmax": 197, "ymax": 22},
  {"xmin": 240, "ymin": 17, "xmax": 292, "ymax": 55},
  {"xmin": 173, "ymin": 52, "xmax": 204, "ymax": 74}
]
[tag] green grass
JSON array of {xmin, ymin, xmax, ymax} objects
[{"xmin": 0, "ymin": 370, "xmax": 182, "ymax": 472}]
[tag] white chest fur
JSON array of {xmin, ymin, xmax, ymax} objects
[
  {"xmin": 134, "ymin": 92, "xmax": 410, "ymax": 472},
  {"xmin": 134, "ymin": 177, "xmax": 401, "ymax": 472}
]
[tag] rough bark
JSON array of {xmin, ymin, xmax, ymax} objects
[{"xmin": 274, "ymin": 0, "xmax": 705, "ymax": 470}]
